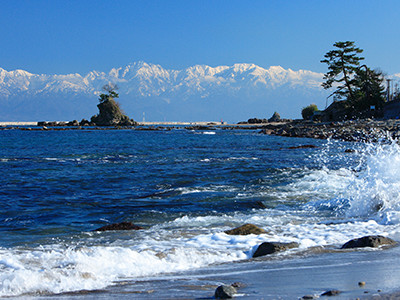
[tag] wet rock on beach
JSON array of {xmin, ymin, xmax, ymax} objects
[
  {"xmin": 93, "ymin": 221, "xmax": 143, "ymax": 232},
  {"xmin": 224, "ymin": 223, "xmax": 266, "ymax": 235},
  {"xmin": 252, "ymin": 241, "xmax": 299, "ymax": 258},
  {"xmin": 214, "ymin": 285, "xmax": 237, "ymax": 299},
  {"xmin": 341, "ymin": 235, "xmax": 397, "ymax": 249}
]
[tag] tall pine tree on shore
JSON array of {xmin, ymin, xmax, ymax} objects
[
  {"xmin": 321, "ymin": 41, "xmax": 364, "ymax": 101},
  {"xmin": 321, "ymin": 41, "xmax": 385, "ymax": 119}
]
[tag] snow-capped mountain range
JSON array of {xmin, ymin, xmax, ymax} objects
[{"xmin": 0, "ymin": 61, "xmax": 329, "ymax": 122}]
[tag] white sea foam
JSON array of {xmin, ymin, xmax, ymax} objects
[
  {"xmin": 341, "ymin": 141, "xmax": 400, "ymax": 224},
  {"xmin": 200, "ymin": 157, "xmax": 258, "ymax": 163},
  {"xmin": 0, "ymin": 239, "xmax": 246, "ymax": 296},
  {"xmin": 1, "ymin": 212, "xmax": 398, "ymax": 296}
]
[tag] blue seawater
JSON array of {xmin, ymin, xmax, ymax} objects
[
  {"xmin": 0, "ymin": 129, "xmax": 323, "ymax": 245},
  {"xmin": 1, "ymin": 128, "xmax": 400, "ymax": 296}
]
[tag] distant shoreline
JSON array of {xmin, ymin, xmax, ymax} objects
[
  {"xmin": 0, "ymin": 121, "xmax": 286, "ymax": 126},
  {"xmin": 0, "ymin": 122, "xmax": 38, "ymax": 126},
  {"xmin": 2, "ymin": 119, "xmax": 400, "ymax": 143}
]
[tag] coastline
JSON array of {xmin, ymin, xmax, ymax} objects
[{"xmin": 2, "ymin": 119, "xmax": 400, "ymax": 143}]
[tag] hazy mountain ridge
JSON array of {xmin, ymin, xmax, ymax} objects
[
  {"xmin": 0, "ymin": 62, "xmax": 324, "ymax": 97},
  {"xmin": 0, "ymin": 62, "xmax": 328, "ymax": 122}
]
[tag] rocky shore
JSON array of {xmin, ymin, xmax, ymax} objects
[
  {"xmin": 258, "ymin": 119, "xmax": 400, "ymax": 142},
  {"xmin": 2, "ymin": 118, "xmax": 400, "ymax": 143}
]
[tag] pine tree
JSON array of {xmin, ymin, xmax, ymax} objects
[
  {"xmin": 351, "ymin": 66, "xmax": 385, "ymax": 111},
  {"xmin": 99, "ymin": 83, "xmax": 119, "ymax": 103},
  {"xmin": 321, "ymin": 41, "xmax": 364, "ymax": 101}
]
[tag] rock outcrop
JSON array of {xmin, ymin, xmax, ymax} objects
[
  {"xmin": 259, "ymin": 119, "xmax": 400, "ymax": 142},
  {"xmin": 224, "ymin": 224, "xmax": 265, "ymax": 235},
  {"xmin": 94, "ymin": 221, "xmax": 143, "ymax": 232},
  {"xmin": 341, "ymin": 235, "xmax": 396, "ymax": 249},
  {"xmin": 91, "ymin": 98, "xmax": 136, "ymax": 126},
  {"xmin": 214, "ymin": 285, "xmax": 237, "ymax": 299},
  {"xmin": 321, "ymin": 289, "xmax": 341, "ymax": 296},
  {"xmin": 253, "ymin": 241, "xmax": 299, "ymax": 258},
  {"xmin": 268, "ymin": 112, "xmax": 281, "ymax": 122}
]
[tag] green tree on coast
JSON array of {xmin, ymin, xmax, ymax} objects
[
  {"xmin": 321, "ymin": 41, "xmax": 386, "ymax": 119},
  {"xmin": 352, "ymin": 67, "xmax": 385, "ymax": 111},
  {"xmin": 98, "ymin": 83, "xmax": 119, "ymax": 103},
  {"xmin": 301, "ymin": 104, "xmax": 318, "ymax": 120},
  {"xmin": 321, "ymin": 41, "xmax": 364, "ymax": 101}
]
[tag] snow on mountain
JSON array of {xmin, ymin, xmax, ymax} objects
[
  {"xmin": 0, "ymin": 62, "xmax": 328, "ymax": 122},
  {"xmin": 0, "ymin": 62, "xmax": 324, "ymax": 98}
]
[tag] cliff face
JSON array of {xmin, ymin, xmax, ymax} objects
[{"xmin": 91, "ymin": 98, "xmax": 135, "ymax": 126}]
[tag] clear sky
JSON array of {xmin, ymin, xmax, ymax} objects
[{"xmin": 1, "ymin": 0, "xmax": 399, "ymax": 75}]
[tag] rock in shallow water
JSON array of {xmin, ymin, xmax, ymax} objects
[
  {"xmin": 214, "ymin": 285, "xmax": 237, "ymax": 299},
  {"xmin": 252, "ymin": 242, "xmax": 299, "ymax": 258},
  {"xmin": 94, "ymin": 221, "xmax": 143, "ymax": 232},
  {"xmin": 321, "ymin": 289, "xmax": 341, "ymax": 296},
  {"xmin": 341, "ymin": 235, "xmax": 396, "ymax": 249},
  {"xmin": 224, "ymin": 223, "xmax": 265, "ymax": 235},
  {"xmin": 301, "ymin": 295, "xmax": 317, "ymax": 299}
]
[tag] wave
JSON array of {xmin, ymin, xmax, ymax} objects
[
  {"xmin": 291, "ymin": 139, "xmax": 400, "ymax": 225},
  {"xmin": 342, "ymin": 141, "xmax": 400, "ymax": 224},
  {"xmin": 0, "ymin": 214, "xmax": 392, "ymax": 297}
]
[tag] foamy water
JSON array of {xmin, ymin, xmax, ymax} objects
[{"xmin": 1, "ymin": 131, "xmax": 400, "ymax": 297}]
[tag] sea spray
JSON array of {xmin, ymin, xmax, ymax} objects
[{"xmin": 342, "ymin": 140, "xmax": 400, "ymax": 224}]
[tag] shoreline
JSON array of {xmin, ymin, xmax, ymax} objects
[
  {"xmin": 31, "ymin": 246, "xmax": 400, "ymax": 299},
  {"xmin": 2, "ymin": 119, "xmax": 400, "ymax": 143}
]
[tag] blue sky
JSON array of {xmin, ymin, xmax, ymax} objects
[{"xmin": 1, "ymin": 0, "xmax": 399, "ymax": 75}]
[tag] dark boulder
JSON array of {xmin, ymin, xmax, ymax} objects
[
  {"xmin": 288, "ymin": 145, "xmax": 317, "ymax": 149},
  {"xmin": 301, "ymin": 295, "xmax": 318, "ymax": 299},
  {"xmin": 253, "ymin": 241, "xmax": 299, "ymax": 258},
  {"xmin": 247, "ymin": 118, "xmax": 267, "ymax": 124},
  {"xmin": 67, "ymin": 120, "xmax": 80, "ymax": 126},
  {"xmin": 214, "ymin": 285, "xmax": 237, "ymax": 299},
  {"xmin": 80, "ymin": 119, "xmax": 90, "ymax": 126},
  {"xmin": 321, "ymin": 290, "xmax": 341, "ymax": 296},
  {"xmin": 341, "ymin": 235, "xmax": 396, "ymax": 249},
  {"xmin": 344, "ymin": 149, "xmax": 356, "ymax": 153},
  {"xmin": 94, "ymin": 221, "xmax": 143, "ymax": 232},
  {"xmin": 268, "ymin": 112, "xmax": 281, "ymax": 122},
  {"xmin": 225, "ymin": 223, "xmax": 265, "ymax": 235}
]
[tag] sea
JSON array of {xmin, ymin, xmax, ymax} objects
[{"xmin": 1, "ymin": 127, "xmax": 400, "ymax": 298}]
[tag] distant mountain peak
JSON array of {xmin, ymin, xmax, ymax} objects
[{"xmin": 0, "ymin": 61, "xmax": 331, "ymax": 122}]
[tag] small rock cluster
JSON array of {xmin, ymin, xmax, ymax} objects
[
  {"xmin": 37, "ymin": 97, "xmax": 137, "ymax": 127},
  {"xmin": 223, "ymin": 224, "xmax": 397, "ymax": 260},
  {"xmin": 37, "ymin": 119, "xmax": 92, "ymax": 127},
  {"xmin": 238, "ymin": 112, "xmax": 291, "ymax": 124}
]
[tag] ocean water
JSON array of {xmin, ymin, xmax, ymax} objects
[{"xmin": 1, "ymin": 128, "xmax": 400, "ymax": 297}]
